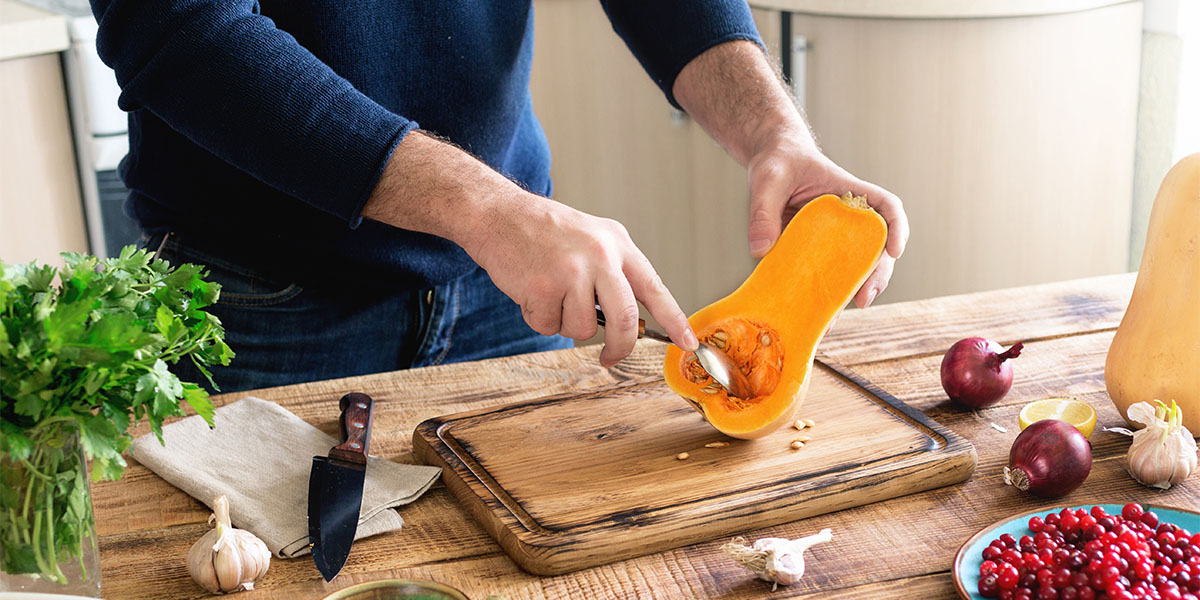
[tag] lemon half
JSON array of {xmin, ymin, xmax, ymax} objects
[{"xmin": 1018, "ymin": 398, "xmax": 1098, "ymax": 438}]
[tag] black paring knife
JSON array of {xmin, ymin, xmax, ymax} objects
[{"xmin": 308, "ymin": 392, "xmax": 374, "ymax": 581}]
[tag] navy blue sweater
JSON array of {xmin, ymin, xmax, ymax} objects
[{"xmin": 91, "ymin": 0, "xmax": 762, "ymax": 289}]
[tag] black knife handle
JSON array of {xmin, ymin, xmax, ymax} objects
[{"xmin": 330, "ymin": 392, "xmax": 373, "ymax": 465}]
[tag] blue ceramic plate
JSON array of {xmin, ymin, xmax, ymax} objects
[{"xmin": 953, "ymin": 503, "xmax": 1200, "ymax": 599}]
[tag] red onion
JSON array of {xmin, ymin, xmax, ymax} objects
[
  {"xmin": 1004, "ymin": 419, "xmax": 1093, "ymax": 498},
  {"xmin": 940, "ymin": 337, "xmax": 1024, "ymax": 409}
]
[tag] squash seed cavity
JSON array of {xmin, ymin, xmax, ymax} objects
[{"xmin": 682, "ymin": 318, "xmax": 785, "ymax": 406}]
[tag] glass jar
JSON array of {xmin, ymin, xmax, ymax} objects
[{"xmin": 0, "ymin": 428, "xmax": 102, "ymax": 597}]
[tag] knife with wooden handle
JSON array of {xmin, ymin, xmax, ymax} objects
[{"xmin": 307, "ymin": 392, "xmax": 374, "ymax": 581}]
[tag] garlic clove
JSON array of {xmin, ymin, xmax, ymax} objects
[
  {"xmin": 186, "ymin": 529, "xmax": 223, "ymax": 593},
  {"xmin": 213, "ymin": 542, "xmax": 245, "ymax": 592},
  {"xmin": 723, "ymin": 528, "xmax": 833, "ymax": 590}
]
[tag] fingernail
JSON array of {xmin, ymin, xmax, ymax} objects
[
  {"xmin": 866, "ymin": 288, "xmax": 879, "ymax": 306},
  {"xmin": 682, "ymin": 329, "xmax": 699, "ymax": 351},
  {"xmin": 749, "ymin": 239, "xmax": 772, "ymax": 256}
]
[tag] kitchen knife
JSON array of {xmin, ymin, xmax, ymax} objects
[{"xmin": 308, "ymin": 392, "xmax": 375, "ymax": 581}]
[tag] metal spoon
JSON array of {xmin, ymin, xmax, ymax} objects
[{"xmin": 595, "ymin": 307, "xmax": 755, "ymax": 399}]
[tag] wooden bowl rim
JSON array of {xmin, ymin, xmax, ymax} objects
[{"xmin": 319, "ymin": 578, "xmax": 469, "ymax": 600}]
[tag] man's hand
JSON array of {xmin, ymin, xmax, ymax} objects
[
  {"xmin": 466, "ymin": 193, "xmax": 698, "ymax": 366},
  {"xmin": 745, "ymin": 124, "xmax": 908, "ymax": 308},
  {"xmin": 362, "ymin": 131, "xmax": 697, "ymax": 366},
  {"xmin": 673, "ymin": 41, "xmax": 909, "ymax": 307}
]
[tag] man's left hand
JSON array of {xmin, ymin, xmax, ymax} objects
[{"xmin": 745, "ymin": 125, "xmax": 909, "ymax": 308}]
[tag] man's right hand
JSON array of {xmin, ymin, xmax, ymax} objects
[
  {"xmin": 362, "ymin": 130, "xmax": 697, "ymax": 366},
  {"xmin": 465, "ymin": 193, "xmax": 698, "ymax": 367}
]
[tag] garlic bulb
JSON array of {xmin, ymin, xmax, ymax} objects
[
  {"xmin": 187, "ymin": 495, "xmax": 271, "ymax": 594},
  {"xmin": 1123, "ymin": 400, "xmax": 1197, "ymax": 490},
  {"xmin": 722, "ymin": 528, "xmax": 833, "ymax": 590}
]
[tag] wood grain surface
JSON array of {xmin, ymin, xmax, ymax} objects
[
  {"xmin": 90, "ymin": 272, "xmax": 1200, "ymax": 599},
  {"xmin": 413, "ymin": 363, "xmax": 974, "ymax": 575}
]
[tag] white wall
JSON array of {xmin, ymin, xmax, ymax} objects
[{"xmin": 1130, "ymin": 0, "xmax": 1200, "ymax": 267}]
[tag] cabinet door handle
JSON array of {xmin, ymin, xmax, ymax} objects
[{"xmin": 791, "ymin": 34, "xmax": 809, "ymax": 111}]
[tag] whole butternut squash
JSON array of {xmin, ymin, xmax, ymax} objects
[
  {"xmin": 1106, "ymin": 153, "xmax": 1200, "ymax": 433},
  {"xmin": 663, "ymin": 193, "xmax": 887, "ymax": 438}
]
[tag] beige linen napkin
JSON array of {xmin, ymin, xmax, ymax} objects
[{"xmin": 131, "ymin": 396, "xmax": 441, "ymax": 558}]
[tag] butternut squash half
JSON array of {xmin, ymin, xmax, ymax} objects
[
  {"xmin": 664, "ymin": 193, "xmax": 888, "ymax": 438},
  {"xmin": 1106, "ymin": 153, "xmax": 1200, "ymax": 432}
]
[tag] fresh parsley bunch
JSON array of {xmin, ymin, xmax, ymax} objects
[{"xmin": 0, "ymin": 246, "xmax": 233, "ymax": 582}]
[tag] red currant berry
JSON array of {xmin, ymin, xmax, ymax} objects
[
  {"xmin": 1020, "ymin": 573, "xmax": 1038, "ymax": 589},
  {"xmin": 1037, "ymin": 568, "xmax": 1055, "ymax": 587},
  {"xmin": 999, "ymin": 565, "xmax": 1020, "ymax": 589},
  {"xmin": 1029, "ymin": 516, "xmax": 1046, "ymax": 532},
  {"xmin": 1144, "ymin": 512, "xmax": 1162, "ymax": 529},
  {"xmin": 1038, "ymin": 586, "xmax": 1060, "ymax": 600},
  {"xmin": 979, "ymin": 572, "xmax": 1001, "ymax": 598},
  {"xmin": 1136, "ymin": 560, "xmax": 1155, "ymax": 580},
  {"xmin": 1063, "ymin": 514, "xmax": 1081, "ymax": 533},
  {"xmin": 1072, "ymin": 572, "xmax": 1090, "ymax": 589},
  {"xmin": 1123, "ymin": 503, "xmax": 1145, "ymax": 521},
  {"xmin": 1102, "ymin": 566, "xmax": 1122, "ymax": 585},
  {"xmin": 1054, "ymin": 567, "xmax": 1073, "ymax": 587}
]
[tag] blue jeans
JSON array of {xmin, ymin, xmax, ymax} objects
[{"xmin": 148, "ymin": 234, "xmax": 572, "ymax": 393}]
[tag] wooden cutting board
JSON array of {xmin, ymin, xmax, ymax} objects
[{"xmin": 412, "ymin": 360, "xmax": 975, "ymax": 575}]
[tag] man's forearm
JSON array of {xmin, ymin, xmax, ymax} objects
[
  {"xmin": 361, "ymin": 131, "xmax": 535, "ymax": 258},
  {"xmin": 672, "ymin": 40, "xmax": 817, "ymax": 166}
]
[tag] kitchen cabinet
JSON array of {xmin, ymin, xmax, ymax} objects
[
  {"xmin": 776, "ymin": 0, "xmax": 1142, "ymax": 302},
  {"xmin": 531, "ymin": 0, "xmax": 1142, "ymax": 309},
  {"xmin": 0, "ymin": 1, "xmax": 86, "ymax": 267}
]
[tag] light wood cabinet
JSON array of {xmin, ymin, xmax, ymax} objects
[
  {"xmin": 0, "ymin": 52, "xmax": 87, "ymax": 267},
  {"xmin": 0, "ymin": 2, "xmax": 85, "ymax": 268},
  {"xmin": 788, "ymin": 1, "xmax": 1142, "ymax": 302},
  {"xmin": 530, "ymin": 0, "xmax": 1142, "ymax": 311}
]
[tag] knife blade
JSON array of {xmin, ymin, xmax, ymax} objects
[{"xmin": 308, "ymin": 392, "xmax": 374, "ymax": 581}]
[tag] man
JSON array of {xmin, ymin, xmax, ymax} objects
[{"xmin": 91, "ymin": 1, "xmax": 908, "ymax": 393}]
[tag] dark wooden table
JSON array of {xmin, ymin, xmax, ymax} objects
[{"xmin": 93, "ymin": 272, "xmax": 1200, "ymax": 599}]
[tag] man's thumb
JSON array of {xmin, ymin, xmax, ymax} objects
[{"xmin": 747, "ymin": 204, "xmax": 782, "ymax": 258}]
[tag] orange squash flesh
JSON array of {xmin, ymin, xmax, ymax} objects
[{"xmin": 663, "ymin": 193, "xmax": 888, "ymax": 439}]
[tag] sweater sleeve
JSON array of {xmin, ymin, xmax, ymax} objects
[
  {"xmin": 90, "ymin": 0, "xmax": 414, "ymax": 228},
  {"xmin": 599, "ymin": 0, "xmax": 765, "ymax": 110}
]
